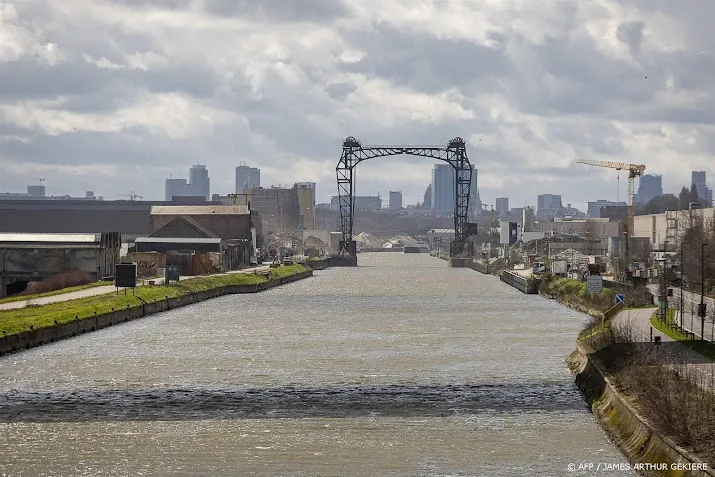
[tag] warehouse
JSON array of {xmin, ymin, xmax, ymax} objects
[{"xmin": 0, "ymin": 232, "xmax": 120, "ymax": 297}]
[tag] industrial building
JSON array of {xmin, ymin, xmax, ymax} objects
[
  {"xmin": 587, "ymin": 200, "xmax": 627, "ymax": 218},
  {"xmin": 0, "ymin": 232, "xmax": 121, "ymax": 297},
  {"xmin": 148, "ymin": 206, "xmax": 258, "ymax": 267},
  {"xmin": 330, "ymin": 195, "xmax": 382, "ymax": 212},
  {"xmin": 0, "ymin": 198, "xmax": 222, "ymax": 238},
  {"xmin": 250, "ymin": 187, "xmax": 301, "ymax": 232},
  {"xmin": 295, "ymin": 184, "xmax": 315, "ymax": 230}
]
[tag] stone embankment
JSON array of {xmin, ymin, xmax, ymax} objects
[{"xmin": 569, "ymin": 344, "xmax": 714, "ymax": 477}]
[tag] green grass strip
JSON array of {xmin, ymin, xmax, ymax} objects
[
  {"xmin": 0, "ymin": 265, "xmax": 309, "ymax": 337},
  {"xmin": 0, "ymin": 281, "xmax": 111, "ymax": 305},
  {"xmin": 650, "ymin": 311, "xmax": 715, "ymax": 361}
]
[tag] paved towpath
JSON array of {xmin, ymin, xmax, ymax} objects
[
  {"xmin": 0, "ymin": 265, "xmax": 271, "ymax": 311},
  {"xmin": 614, "ymin": 307, "xmax": 714, "ymax": 389}
]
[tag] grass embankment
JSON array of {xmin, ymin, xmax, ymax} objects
[
  {"xmin": 0, "ymin": 265, "xmax": 309, "ymax": 336},
  {"xmin": 541, "ymin": 277, "xmax": 616, "ymax": 316},
  {"xmin": 0, "ymin": 281, "xmax": 110, "ymax": 305},
  {"xmin": 650, "ymin": 310, "xmax": 715, "ymax": 362}
]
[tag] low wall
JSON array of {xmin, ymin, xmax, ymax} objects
[
  {"xmin": 569, "ymin": 344, "xmax": 715, "ymax": 477},
  {"xmin": 471, "ymin": 260, "xmax": 489, "ymax": 274},
  {"xmin": 305, "ymin": 258, "xmax": 331, "ymax": 270},
  {"xmin": 500, "ymin": 270, "xmax": 540, "ymax": 294},
  {"xmin": 329, "ymin": 256, "xmax": 358, "ymax": 267},
  {"xmin": 0, "ymin": 269, "xmax": 314, "ymax": 357}
]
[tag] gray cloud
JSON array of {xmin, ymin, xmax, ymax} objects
[
  {"xmin": 201, "ymin": 0, "xmax": 349, "ymax": 22},
  {"xmin": 0, "ymin": 0, "xmax": 713, "ymax": 210}
]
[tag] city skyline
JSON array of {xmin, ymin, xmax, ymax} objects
[{"xmin": 0, "ymin": 2, "xmax": 712, "ymax": 213}]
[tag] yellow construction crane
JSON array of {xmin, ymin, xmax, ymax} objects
[{"xmin": 576, "ymin": 159, "xmax": 646, "ymax": 234}]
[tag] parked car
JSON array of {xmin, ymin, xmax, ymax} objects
[{"xmin": 283, "ymin": 256, "xmax": 292, "ymax": 265}]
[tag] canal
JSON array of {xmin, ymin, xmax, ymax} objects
[{"xmin": 0, "ymin": 253, "xmax": 628, "ymax": 476}]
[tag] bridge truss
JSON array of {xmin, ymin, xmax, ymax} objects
[{"xmin": 336, "ymin": 136, "xmax": 473, "ymax": 257}]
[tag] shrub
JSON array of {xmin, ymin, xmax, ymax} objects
[{"xmin": 19, "ymin": 271, "xmax": 95, "ymax": 296}]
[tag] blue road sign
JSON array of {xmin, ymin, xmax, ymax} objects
[{"xmin": 615, "ymin": 294, "xmax": 625, "ymax": 304}]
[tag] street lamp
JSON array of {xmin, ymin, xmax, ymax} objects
[
  {"xmin": 700, "ymin": 242, "xmax": 707, "ymax": 340},
  {"xmin": 680, "ymin": 240, "xmax": 685, "ymax": 333}
]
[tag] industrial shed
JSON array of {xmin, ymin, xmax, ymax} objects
[
  {"xmin": 0, "ymin": 232, "xmax": 121, "ymax": 297},
  {"xmin": 134, "ymin": 237, "xmax": 222, "ymax": 254}
]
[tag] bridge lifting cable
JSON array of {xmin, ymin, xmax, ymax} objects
[{"xmin": 336, "ymin": 136, "xmax": 473, "ymax": 258}]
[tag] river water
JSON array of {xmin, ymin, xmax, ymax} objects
[{"xmin": 0, "ymin": 253, "xmax": 629, "ymax": 476}]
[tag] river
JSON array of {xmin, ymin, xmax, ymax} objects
[{"xmin": 0, "ymin": 253, "xmax": 629, "ymax": 476}]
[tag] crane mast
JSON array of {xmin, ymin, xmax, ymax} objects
[{"xmin": 576, "ymin": 158, "xmax": 646, "ymax": 279}]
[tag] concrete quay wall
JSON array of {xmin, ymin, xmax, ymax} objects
[{"xmin": 0, "ymin": 270, "xmax": 313, "ymax": 357}]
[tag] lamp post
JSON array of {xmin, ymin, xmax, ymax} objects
[
  {"xmin": 700, "ymin": 242, "xmax": 707, "ymax": 340},
  {"xmin": 680, "ymin": 240, "xmax": 685, "ymax": 333}
]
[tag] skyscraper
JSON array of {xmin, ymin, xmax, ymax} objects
[
  {"xmin": 431, "ymin": 164, "xmax": 454, "ymax": 214},
  {"xmin": 389, "ymin": 191, "xmax": 403, "ymax": 210},
  {"xmin": 165, "ymin": 178, "xmax": 188, "ymax": 201},
  {"xmin": 537, "ymin": 194, "xmax": 562, "ymax": 219},
  {"xmin": 495, "ymin": 198, "xmax": 509, "ymax": 214},
  {"xmin": 422, "ymin": 184, "xmax": 432, "ymax": 209},
  {"xmin": 188, "ymin": 165, "xmax": 210, "ymax": 200},
  {"xmin": 236, "ymin": 165, "xmax": 261, "ymax": 193},
  {"xmin": 637, "ymin": 174, "xmax": 662, "ymax": 205},
  {"xmin": 691, "ymin": 171, "xmax": 711, "ymax": 205},
  {"xmin": 431, "ymin": 164, "xmax": 479, "ymax": 215}
]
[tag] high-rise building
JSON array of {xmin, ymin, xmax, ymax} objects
[
  {"xmin": 430, "ymin": 164, "xmax": 479, "ymax": 215},
  {"xmin": 236, "ymin": 165, "xmax": 261, "ymax": 193},
  {"xmin": 165, "ymin": 178, "xmax": 188, "ymax": 201},
  {"xmin": 537, "ymin": 194, "xmax": 562, "ymax": 219},
  {"xmin": 637, "ymin": 174, "xmax": 662, "ymax": 205},
  {"xmin": 469, "ymin": 165, "xmax": 481, "ymax": 219},
  {"xmin": 587, "ymin": 200, "xmax": 627, "ymax": 218},
  {"xmin": 422, "ymin": 184, "xmax": 432, "ymax": 210},
  {"xmin": 691, "ymin": 171, "xmax": 711, "ymax": 206},
  {"xmin": 389, "ymin": 191, "xmax": 402, "ymax": 210},
  {"xmin": 495, "ymin": 197, "xmax": 509, "ymax": 214},
  {"xmin": 431, "ymin": 164, "xmax": 454, "ymax": 214},
  {"xmin": 188, "ymin": 165, "xmax": 210, "ymax": 200},
  {"xmin": 522, "ymin": 207, "xmax": 535, "ymax": 232}
]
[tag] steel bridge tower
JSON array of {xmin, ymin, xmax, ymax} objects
[{"xmin": 336, "ymin": 136, "xmax": 473, "ymax": 259}]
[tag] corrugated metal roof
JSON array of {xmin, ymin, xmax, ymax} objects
[
  {"xmin": 0, "ymin": 233, "xmax": 100, "ymax": 243},
  {"xmin": 135, "ymin": 237, "xmax": 222, "ymax": 244},
  {"xmin": 150, "ymin": 205, "xmax": 249, "ymax": 215},
  {"xmin": 429, "ymin": 229, "xmax": 455, "ymax": 234}
]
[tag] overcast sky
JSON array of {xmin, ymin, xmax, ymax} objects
[{"xmin": 0, "ymin": 0, "xmax": 713, "ymax": 209}]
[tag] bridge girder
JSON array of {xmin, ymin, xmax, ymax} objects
[{"xmin": 336, "ymin": 136, "xmax": 473, "ymax": 258}]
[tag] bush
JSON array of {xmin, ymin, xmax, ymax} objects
[{"xmin": 19, "ymin": 271, "xmax": 95, "ymax": 296}]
